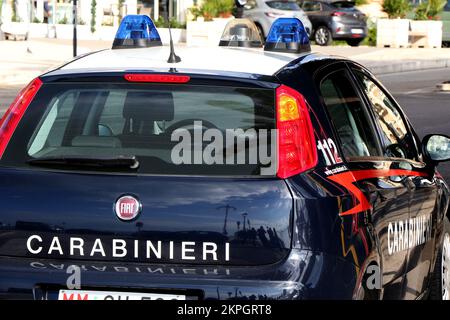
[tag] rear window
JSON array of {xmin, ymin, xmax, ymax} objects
[
  {"xmin": 330, "ymin": 1, "xmax": 356, "ymax": 8},
  {"xmin": 2, "ymin": 82, "xmax": 276, "ymax": 176},
  {"xmin": 265, "ymin": 1, "xmax": 301, "ymax": 10}
]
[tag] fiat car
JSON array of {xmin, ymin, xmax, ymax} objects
[{"xmin": 0, "ymin": 16, "xmax": 449, "ymax": 300}]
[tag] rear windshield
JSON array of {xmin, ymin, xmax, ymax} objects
[
  {"xmin": 330, "ymin": 1, "xmax": 356, "ymax": 8},
  {"xmin": 266, "ymin": 1, "xmax": 301, "ymax": 10},
  {"xmin": 2, "ymin": 83, "xmax": 276, "ymax": 176}
]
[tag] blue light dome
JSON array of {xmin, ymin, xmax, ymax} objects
[
  {"xmin": 264, "ymin": 18, "xmax": 311, "ymax": 54},
  {"xmin": 112, "ymin": 15, "xmax": 162, "ymax": 49}
]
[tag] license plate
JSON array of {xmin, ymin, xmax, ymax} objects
[
  {"xmin": 351, "ymin": 28, "xmax": 364, "ymax": 34},
  {"xmin": 58, "ymin": 289, "xmax": 186, "ymax": 300}
]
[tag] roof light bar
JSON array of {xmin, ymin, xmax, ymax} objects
[
  {"xmin": 219, "ymin": 19, "xmax": 263, "ymax": 48},
  {"xmin": 264, "ymin": 18, "xmax": 311, "ymax": 54},
  {"xmin": 112, "ymin": 15, "xmax": 162, "ymax": 49}
]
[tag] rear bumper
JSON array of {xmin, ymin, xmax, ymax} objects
[
  {"xmin": 331, "ymin": 22, "xmax": 367, "ymax": 39},
  {"xmin": 0, "ymin": 249, "xmax": 358, "ymax": 300}
]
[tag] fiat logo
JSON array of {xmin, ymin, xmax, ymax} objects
[{"xmin": 115, "ymin": 195, "xmax": 141, "ymax": 221}]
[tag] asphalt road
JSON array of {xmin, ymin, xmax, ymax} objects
[
  {"xmin": 0, "ymin": 68, "xmax": 449, "ymax": 181},
  {"xmin": 377, "ymin": 68, "xmax": 450, "ymax": 183}
]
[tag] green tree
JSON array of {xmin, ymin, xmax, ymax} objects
[
  {"xmin": 91, "ymin": 0, "xmax": 97, "ymax": 33},
  {"xmin": 11, "ymin": 0, "xmax": 19, "ymax": 22}
]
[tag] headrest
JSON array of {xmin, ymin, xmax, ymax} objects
[
  {"xmin": 123, "ymin": 91, "xmax": 174, "ymax": 121},
  {"xmin": 72, "ymin": 136, "xmax": 122, "ymax": 148}
]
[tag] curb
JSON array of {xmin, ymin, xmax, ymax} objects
[{"xmin": 364, "ymin": 59, "xmax": 450, "ymax": 75}]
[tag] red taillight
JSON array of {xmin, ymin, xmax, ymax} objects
[
  {"xmin": 331, "ymin": 11, "xmax": 346, "ymax": 16},
  {"xmin": 0, "ymin": 77, "xmax": 42, "ymax": 159},
  {"xmin": 276, "ymin": 85, "xmax": 317, "ymax": 179},
  {"xmin": 124, "ymin": 74, "xmax": 190, "ymax": 83}
]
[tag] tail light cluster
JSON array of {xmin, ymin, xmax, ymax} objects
[
  {"xmin": 331, "ymin": 11, "xmax": 346, "ymax": 16},
  {"xmin": 276, "ymin": 85, "xmax": 317, "ymax": 179},
  {"xmin": 0, "ymin": 77, "xmax": 42, "ymax": 159}
]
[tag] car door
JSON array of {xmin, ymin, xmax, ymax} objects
[
  {"xmin": 299, "ymin": 0, "xmax": 322, "ymax": 30},
  {"xmin": 316, "ymin": 63, "xmax": 411, "ymax": 299},
  {"xmin": 351, "ymin": 67, "xmax": 439, "ymax": 299}
]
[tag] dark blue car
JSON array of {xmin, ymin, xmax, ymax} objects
[{"xmin": 0, "ymin": 16, "xmax": 449, "ymax": 300}]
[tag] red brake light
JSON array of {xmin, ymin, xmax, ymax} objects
[
  {"xmin": 0, "ymin": 77, "xmax": 42, "ymax": 159},
  {"xmin": 124, "ymin": 74, "xmax": 190, "ymax": 83},
  {"xmin": 276, "ymin": 85, "xmax": 317, "ymax": 179},
  {"xmin": 331, "ymin": 11, "xmax": 346, "ymax": 16}
]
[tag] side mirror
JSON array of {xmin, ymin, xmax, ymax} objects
[{"xmin": 423, "ymin": 134, "xmax": 450, "ymax": 163}]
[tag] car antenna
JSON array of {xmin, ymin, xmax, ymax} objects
[{"xmin": 166, "ymin": 15, "xmax": 181, "ymax": 64}]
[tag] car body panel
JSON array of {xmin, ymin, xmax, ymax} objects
[{"xmin": 0, "ymin": 168, "xmax": 293, "ymax": 266}]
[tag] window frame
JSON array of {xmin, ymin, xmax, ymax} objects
[
  {"xmin": 315, "ymin": 63, "xmax": 384, "ymax": 163},
  {"xmin": 347, "ymin": 64, "xmax": 423, "ymax": 165}
]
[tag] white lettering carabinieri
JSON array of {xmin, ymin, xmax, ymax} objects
[{"xmin": 26, "ymin": 235, "xmax": 230, "ymax": 262}]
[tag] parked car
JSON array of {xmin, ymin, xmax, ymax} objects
[
  {"xmin": 298, "ymin": 0, "xmax": 367, "ymax": 46},
  {"xmin": 243, "ymin": 0, "xmax": 313, "ymax": 38}
]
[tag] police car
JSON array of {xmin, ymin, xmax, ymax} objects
[{"xmin": 0, "ymin": 15, "xmax": 449, "ymax": 300}]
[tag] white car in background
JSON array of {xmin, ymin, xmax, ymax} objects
[{"xmin": 243, "ymin": 0, "xmax": 312, "ymax": 38}]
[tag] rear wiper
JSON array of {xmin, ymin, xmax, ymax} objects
[{"xmin": 27, "ymin": 155, "xmax": 140, "ymax": 170}]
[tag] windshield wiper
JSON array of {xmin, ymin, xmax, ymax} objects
[{"xmin": 27, "ymin": 155, "xmax": 140, "ymax": 170}]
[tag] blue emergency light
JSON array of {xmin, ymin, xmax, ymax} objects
[
  {"xmin": 112, "ymin": 15, "xmax": 162, "ymax": 49},
  {"xmin": 264, "ymin": 18, "xmax": 311, "ymax": 54}
]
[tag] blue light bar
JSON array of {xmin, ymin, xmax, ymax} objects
[
  {"xmin": 264, "ymin": 18, "xmax": 311, "ymax": 54},
  {"xmin": 112, "ymin": 15, "xmax": 162, "ymax": 49}
]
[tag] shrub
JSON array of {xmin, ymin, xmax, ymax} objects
[
  {"xmin": 190, "ymin": 0, "xmax": 234, "ymax": 21},
  {"xmin": 58, "ymin": 15, "xmax": 69, "ymax": 25},
  {"xmin": 154, "ymin": 16, "xmax": 186, "ymax": 29},
  {"xmin": 382, "ymin": 0, "xmax": 411, "ymax": 18},
  {"xmin": 414, "ymin": 0, "xmax": 447, "ymax": 20},
  {"xmin": 355, "ymin": 0, "xmax": 368, "ymax": 5}
]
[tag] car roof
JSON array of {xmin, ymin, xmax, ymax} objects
[{"xmin": 53, "ymin": 45, "xmax": 307, "ymax": 78}]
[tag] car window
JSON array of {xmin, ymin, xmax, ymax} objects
[
  {"xmin": 330, "ymin": 1, "xmax": 356, "ymax": 8},
  {"xmin": 354, "ymin": 71, "xmax": 418, "ymax": 161},
  {"xmin": 301, "ymin": 1, "xmax": 321, "ymax": 11},
  {"xmin": 320, "ymin": 70, "xmax": 380, "ymax": 160},
  {"xmin": 4, "ymin": 83, "xmax": 276, "ymax": 176},
  {"xmin": 266, "ymin": 1, "xmax": 301, "ymax": 10}
]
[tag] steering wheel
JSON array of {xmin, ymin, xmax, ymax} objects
[{"xmin": 165, "ymin": 119, "xmax": 219, "ymax": 134}]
